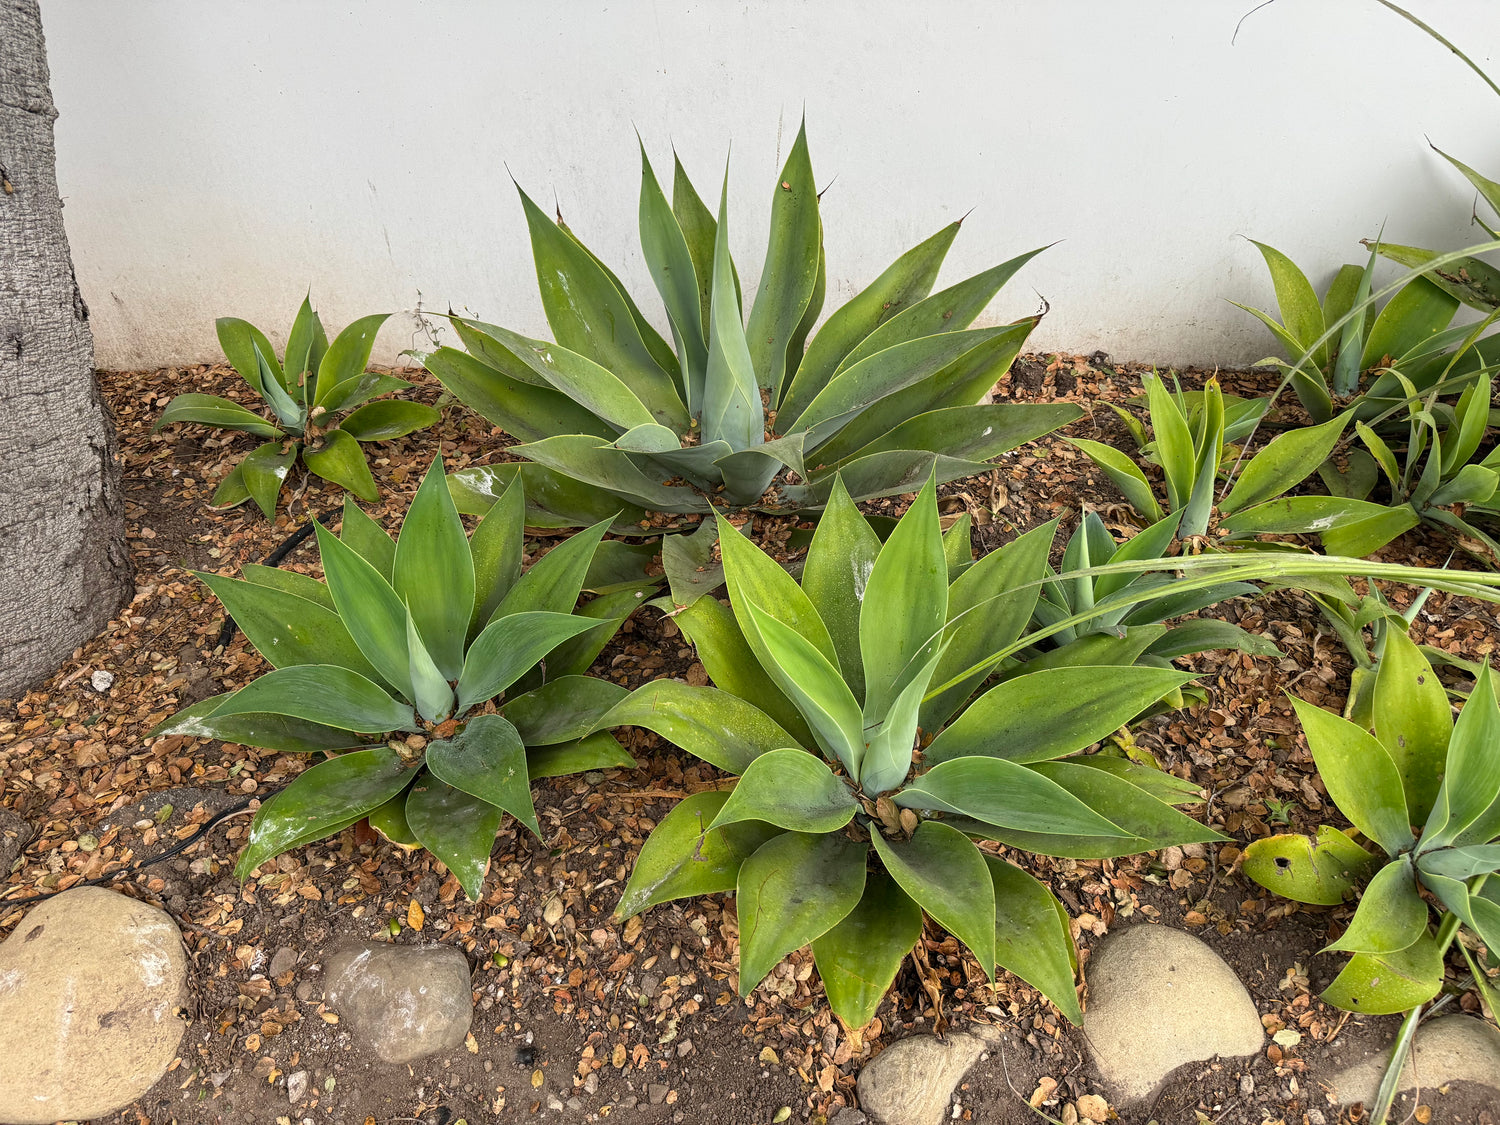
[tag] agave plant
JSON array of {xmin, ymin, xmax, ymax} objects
[
  {"xmin": 150, "ymin": 456, "xmax": 645, "ymax": 898},
  {"xmin": 597, "ymin": 475, "xmax": 1224, "ymax": 1028},
  {"xmin": 154, "ymin": 299, "xmax": 441, "ymax": 517},
  {"xmin": 1241, "ymin": 631, "xmax": 1500, "ymax": 1020},
  {"xmin": 426, "ymin": 122, "xmax": 1080, "ymax": 530},
  {"xmin": 1071, "ymin": 372, "xmax": 1349, "ymax": 540}
]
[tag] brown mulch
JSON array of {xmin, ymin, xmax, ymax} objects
[{"xmin": 1, "ymin": 354, "xmax": 1497, "ymax": 1124}]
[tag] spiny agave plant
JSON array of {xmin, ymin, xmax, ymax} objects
[
  {"xmin": 1241, "ymin": 631, "xmax": 1500, "ymax": 1018},
  {"xmin": 597, "ymin": 475, "xmax": 1223, "ymax": 1028},
  {"xmin": 155, "ymin": 299, "xmax": 440, "ymax": 517},
  {"xmin": 150, "ymin": 456, "xmax": 645, "ymax": 898},
  {"xmin": 427, "ymin": 122, "xmax": 1080, "ymax": 530}
]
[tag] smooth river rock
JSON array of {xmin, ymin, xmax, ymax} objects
[
  {"xmin": 323, "ymin": 940, "xmax": 473, "ymax": 1064},
  {"xmin": 0, "ymin": 886, "xmax": 189, "ymax": 1124},
  {"xmin": 855, "ymin": 1031, "xmax": 990, "ymax": 1125},
  {"xmin": 1329, "ymin": 1015, "xmax": 1500, "ymax": 1107},
  {"xmin": 1083, "ymin": 925, "xmax": 1263, "ymax": 1103}
]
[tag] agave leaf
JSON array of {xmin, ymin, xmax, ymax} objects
[
  {"xmin": 1374, "ymin": 241, "xmax": 1500, "ymax": 312},
  {"xmin": 672, "ymin": 152, "xmax": 738, "ymax": 336},
  {"xmin": 467, "ymin": 475, "xmax": 524, "ymax": 637},
  {"xmin": 1067, "ymin": 438, "xmax": 1163, "ymax": 521},
  {"xmin": 1324, "ymin": 856, "xmax": 1427, "ymax": 955},
  {"xmin": 216, "ymin": 316, "xmax": 284, "ymax": 396},
  {"xmin": 1321, "ymin": 930, "xmax": 1443, "ymax": 1014},
  {"xmin": 661, "ymin": 517, "xmax": 725, "ymax": 607},
  {"xmin": 234, "ymin": 746, "xmax": 409, "ymax": 879},
  {"xmin": 447, "ymin": 462, "xmax": 652, "ymax": 531},
  {"xmin": 861, "ymin": 648, "xmax": 943, "ymax": 796},
  {"xmin": 811, "ymin": 870, "xmax": 923, "ymax": 1029},
  {"xmin": 1372, "ymin": 629, "xmax": 1451, "ymax": 824},
  {"xmin": 1249, "ymin": 241, "xmax": 1324, "ymax": 357},
  {"xmin": 253, "ymin": 342, "xmax": 305, "ymax": 428},
  {"xmin": 717, "ymin": 513, "xmax": 838, "ymax": 662},
  {"xmin": 1443, "ymin": 371, "xmax": 1493, "ymax": 477},
  {"xmin": 785, "ymin": 221, "xmax": 959, "ymax": 414},
  {"xmin": 312, "ymin": 313, "xmax": 390, "ymax": 410},
  {"xmin": 1424, "ymin": 665, "xmax": 1500, "ymax": 850},
  {"xmin": 746, "ymin": 119, "xmax": 822, "ymax": 401},
  {"xmin": 614, "ymin": 423, "xmax": 733, "ymax": 490},
  {"xmin": 597, "ymin": 679, "xmax": 796, "ymax": 775},
  {"xmin": 833, "ymin": 402, "xmax": 1082, "ymax": 469},
  {"xmin": 895, "ymin": 756, "xmax": 1132, "ymax": 840},
  {"xmin": 539, "ymin": 584, "xmax": 653, "ymax": 680},
  {"xmin": 338, "ymin": 495, "xmax": 396, "ymax": 581},
  {"xmin": 239, "ymin": 564, "xmax": 336, "ymax": 612},
  {"xmin": 801, "ymin": 476, "xmax": 882, "ymax": 700},
  {"xmin": 405, "ymin": 612, "xmax": 454, "ymax": 724},
  {"xmin": 479, "ymin": 321, "xmax": 666, "ymax": 431},
  {"xmin": 211, "ymin": 665, "xmax": 415, "ymax": 733},
  {"xmin": 735, "ymin": 831, "xmax": 866, "ymax": 995},
  {"xmin": 512, "ymin": 435, "xmax": 712, "ymax": 513},
  {"xmin": 614, "ymin": 791, "xmax": 781, "ymax": 920},
  {"xmin": 456, "ymin": 611, "xmax": 599, "ymax": 713},
  {"xmin": 1221, "ymin": 411, "xmax": 1351, "ymax": 516},
  {"xmin": 193, "ymin": 571, "xmax": 382, "ymax": 683},
  {"xmin": 404, "ymin": 772, "xmax": 504, "ymax": 901},
  {"xmin": 1142, "ymin": 618, "xmax": 1280, "ymax": 660},
  {"xmin": 210, "ymin": 462, "xmax": 252, "ymax": 509},
  {"xmin": 526, "ymin": 730, "xmax": 635, "ymax": 779},
  {"xmin": 1025, "ymin": 761, "xmax": 1226, "ymax": 848},
  {"xmin": 316, "ymin": 372, "xmax": 414, "ymax": 416},
  {"xmin": 1220, "ymin": 495, "xmax": 1419, "ymax": 551},
  {"xmin": 781, "ymin": 450, "xmax": 994, "ymax": 508},
  {"xmin": 314, "ymin": 523, "xmax": 414, "ymax": 701},
  {"xmin": 424, "ymin": 345, "xmax": 613, "ymax": 441},
  {"xmin": 154, "ymin": 393, "xmax": 284, "ymax": 439},
  {"xmin": 283, "ymin": 294, "xmax": 327, "ymax": 403},
  {"xmin": 517, "ymin": 185, "xmax": 686, "ymax": 427},
  {"xmin": 450, "ymin": 316, "xmax": 549, "ymax": 387},
  {"xmin": 494, "ymin": 518, "xmax": 610, "ymax": 620},
  {"xmin": 870, "ymin": 821, "xmax": 996, "ymax": 979},
  {"xmin": 702, "ymin": 166, "xmax": 765, "ymax": 450},
  {"xmin": 1067, "ymin": 756, "xmax": 1205, "ymax": 805},
  {"xmin": 501, "ymin": 676, "xmax": 629, "ymax": 746},
  {"xmin": 986, "ymin": 854, "xmax": 1082, "ymax": 1024},
  {"xmin": 237, "ymin": 440, "xmax": 297, "ymax": 519},
  {"xmin": 149, "ymin": 693, "xmax": 371, "ymax": 754},
  {"xmin": 639, "ymin": 143, "xmax": 708, "ymax": 411},
  {"xmin": 393, "ymin": 457, "xmax": 475, "ymax": 678},
  {"xmin": 1292, "ymin": 697, "xmax": 1414, "ymax": 857},
  {"xmin": 367, "ymin": 782, "xmax": 420, "ymax": 848},
  {"xmin": 1361, "ymin": 276, "xmax": 1460, "ymax": 371},
  {"xmin": 1142, "ymin": 374, "xmax": 1196, "ymax": 513},
  {"xmin": 424, "ymin": 714, "xmax": 539, "ymax": 837},
  {"xmin": 1179, "ymin": 379, "xmax": 1223, "ymax": 537},
  {"xmin": 303, "ymin": 429, "xmax": 378, "ymax": 501},
  {"xmin": 924, "ymin": 667, "xmax": 1194, "ymax": 765},
  {"xmin": 709, "ymin": 749, "xmax": 857, "ymax": 834},
  {"xmin": 339, "ymin": 400, "xmax": 441, "ymax": 443},
  {"xmin": 1240, "ymin": 826, "xmax": 1378, "ymax": 905}
]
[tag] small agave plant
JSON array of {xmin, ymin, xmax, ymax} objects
[
  {"xmin": 426, "ymin": 121, "xmax": 1080, "ymax": 529},
  {"xmin": 597, "ymin": 475, "xmax": 1225, "ymax": 1028},
  {"xmin": 151, "ymin": 456, "xmax": 644, "ymax": 898},
  {"xmin": 155, "ymin": 299, "xmax": 440, "ymax": 517}
]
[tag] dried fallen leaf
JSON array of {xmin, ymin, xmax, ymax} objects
[
  {"xmin": 407, "ymin": 899, "xmax": 425, "ymax": 931},
  {"xmin": 1030, "ymin": 1076, "xmax": 1058, "ymax": 1108},
  {"xmin": 531, "ymin": 1069, "xmax": 544, "ymax": 1089},
  {"xmin": 1076, "ymin": 1093, "xmax": 1110, "ymax": 1122}
]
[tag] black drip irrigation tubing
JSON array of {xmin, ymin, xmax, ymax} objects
[{"xmin": 213, "ymin": 510, "xmax": 333, "ymax": 650}]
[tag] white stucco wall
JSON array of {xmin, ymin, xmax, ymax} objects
[{"xmin": 41, "ymin": 0, "xmax": 1500, "ymax": 370}]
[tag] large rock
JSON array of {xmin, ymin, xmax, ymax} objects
[
  {"xmin": 855, "ymin": 1031, "xmax": 989, "ymax": 1125},
  {"xmin": 1083, "ymin": 925, "xmax": 1263, "ymax": 1103},
  {"xmin": 0, "ymin": 886, "xmax": 189, "ymax": 1124},
  {"xmin": 323, "ymin": 940, "xmax": 473, "ymax": 1064},
  {"xmin": 1329, "ymin": 1015, "xmax": 1500, "ymax": 1107}
]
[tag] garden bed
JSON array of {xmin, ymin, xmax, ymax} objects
[{"xmin": 2, "ymin": 354, "xmax": 1496, "ymax": 1125}]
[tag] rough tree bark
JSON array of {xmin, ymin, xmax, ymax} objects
[{"xmin": 0, "ymin": 0, "xmax": 130, "ymax": 698}]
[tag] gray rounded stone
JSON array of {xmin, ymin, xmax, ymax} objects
[
  {"xmin": 0, "ymin": 886, "xmax": 189, "ymax": 1124},
  {"xmin": 855, "ymin": 1032, "xmax": 989, "ymax": 1125},
  {"xmin": 1329, "ymin": 1015, "xmax": 1500, "ymax": 1106},
  {"xmin": 323, "ymin": 940, "xmax": 472, "ymax": 1064},
  {"xmin": 1083, "ymin": 925, "xmax": 1263, "ymax": 1103}
]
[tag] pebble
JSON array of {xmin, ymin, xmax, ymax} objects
[
  {"xmin": 286, "ymin": 1069, "xmax": 309, "ymax": 1104},
  {"xmin": 323, "ymin": 941, "xmax": 472, "ymax": 1064},
  {"xmin": 648, "ymin": 1082, "xmax": 670, "ymax": 1104},
  {"xmin": 90, "ymin": 669, "xmax": 115, "ymax": 692},
  {"xmin": 1082, "ymin": 925, "xmax": 1263, "ymax": 1103},
  {"xmin": 1329, "ymin": 1015, "xmax": 1500, "ymax": 1106},
  {"xmin": 0, "ymin": 887, "xmax": 188, "ymax": 1124},
  {"xmin": 855, "ymin": 1032, "xmax": 989, "ymax": 1125},
  {"xmin": 828, "ymin": 1110, "xmax": 869, "ymax": 1125},
  {"xmin": 269, "ymin": 946, "xmax": 298, "ymax": 979}
]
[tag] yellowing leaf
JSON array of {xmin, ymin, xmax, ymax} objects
[{"xmin": 407, "ymin": 899, "xmax": 425, "ymax": 931}]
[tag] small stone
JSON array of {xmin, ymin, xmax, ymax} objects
[
  {"xmin": 546, "ymin": 1094, "xmax": 564, "ymax": 1111},
  {"xmin": 583, "ymin": 1071, "xmax": 598, "ymax": 1095},
  {"xmin": 269, "ymin": 946, "xmax": 298, "ymax": 979},
  {"xmin": 295, "ymin": 981, "xmax": 315, "ymax": 1002},
  {"xmin": 90, "ymin": 669, "xmax": 114, "ymax": 692},
  {"xmin": 286, "ymin": 1070, "xmax": 309, "ymax": 1104},
  {"xmin": 676, "ymin": 1038, "xmax": 694, "ymax": 1058},
  {"xmin": 829, "ymin": 1111, "xmax": 868, "ymax": 1125},
  {"xmin": 322, "ymin": 941, "xmax": 472, "ymax": 1064},
  {"xmin": 542, "ymin": 898, "xmax": 564, "ymax": 927},
  {"xmin": 640, "ymin": 972, "xmax": 662, "ymax": 998},
  {"xmin": 583, "ymin": 771, "xmax": 606, "ymax": 785},
  {"xmin": 0, "ymin": 887, "xmax": 189, "ymax": 1124},
  {"xmin": 0, "ymin": 808, "xmax": 31, "ymax": 874},
  {"xmin": 1239, "ymin": 1074, "xmax": 1254, "ymax": 1097},
  {"xmin": 856, "ymin": 1032, "xmax": 989, "ymax": 1125},
  {"xmin": 1329, "ymin": 1015, "xmax": 1500, "ymax": 1106},
  {"xmin": 1061, "ymin": 1103, "xmax": 1079, "ymax": 1125},
  {"xmin": 1076, "ymin": 1093, "xmax": 1110, "ymax": 1122},
  {"xmin": 648, "ymin": 1083, "xmax": 670, "ymax": 1105},
  {"xmin": 1082, "ymin": 926, "xmax": 1263, "ymax": 1104}
]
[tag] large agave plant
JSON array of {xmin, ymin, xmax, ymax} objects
[
  {"xmin": 425, "ymin": 122, "xmax": 1081, "ymax": 530},
  {"xmin": 598, "ymin": 475, "xmax": 1224, "ymax": 1028},
  {"xmin": 150, "ymin": 456, "xmax": 649, "ymax": 898}
]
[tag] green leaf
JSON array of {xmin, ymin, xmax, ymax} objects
[
  {"xmin": 801, "ymin": 476, "xmax": 882, "ymax": 701},
  {"xmin": 512, "ymin": 435, "xmax": 710, "ymax": 514},
  {"xmin": 1026, "ymin": 761, "xmax": 1227, "ymax": 849},
  {"xmin": 1221, "ymin": 412, "xmax": 1351, "ymax": 515},
  {"xmin": 517, "ymin": 185, "xmax": 686, "ymax": 428},
  {"xmin": 404, "ymin": 611, "xmax": 454, "ymax": 724},
  {"xmin": 985, "ymin": 854, "xmax": 1082, "ymax": 1025},
  {"xmin": 1249, "ymin": 241, "xmax": 1324, "ymax": 354},
  {"xmin": 316, "ymin": 372, "xmax": 413, "ymax": 416},
  {"xmin": 339, "ymin": 496, "xmax": 396, "ymax": 582},
  {"xmin": 871, "ymin": 821, "xmax": 996, "ymax": 979},
  {"xmin": 1067, "ymin": 756, "xmax": 1206, "ymax": 805},
  {"xmin": 526, "ymin": 730, "xmax": 635, "ymax": 779},
  {"xmin": 314, "ymin": 522, "xmax": 414, "ymax": 701},
  {"xmin": 1372, "ymin": 629, "xmax": 1451, "ymax": 825},
  {"xmin": 312, "ymin": 313, "xmax": 390, "ymax": 410},
  {"xmin": 393, "ymin": 457, "xmax": 475, "ymax": 679},
  {"xmin": 860, "ymin": 648, "xmax": 942, "ymax": 795},
  {"xmin": 1321, "ymin": 930, "xmax": 1443, "ymax": 1014},
  {"xmin": 424, "ymin": 714, "xmax": 539, "ymax": 838},
  {"xmin": 149, "ymin": 693, "xmax": 370, "ymax": 754},
  {"xmin": 212, "ymin": 665, "xmax": 414, "ymax": 733},
  {"xmin": 742, "ymin": 598, "xmax": 866, "ymax": 775},
  {"xmin": 467, "ymin": 474, "xmax": 524, "ymax": 637},
  {"xmin": 1068, "ymin": 438, "xmax": 1163, "ymax": 521},
  {"xmin": 1418, "ymin": 845, "xmax": 1500, "ymax": 881},
  {"xmin": 216, "ymin": 317, "xmax": 283, "ymax": 397},
  {"xmin": 831, "ymin": 402, "xmax": 1082, "ymax": 469},
  {"xmin": 672, "ymin": 153, "xmax": 736, "ymax": 339},
  {"xmin": 1240, "ymin": 827, "xmax": 1379, "ymax": 905},
  {"xmin": 1433, "ymin": 144, "xmax": 1500, "ymax": 222},
  {"xmin": 424, "ymin": 345, "xmax": 614, "ymax": 442},
  {"xmin": 1143, "ymin": 618, "xmax": 1280, "ymax": 660},
  {"xmin": 638, "ymin": 142, "xmax": 708, "ymax": 413},
  {"xmin": 211, "ymin": 462, "xmax": 251, "ymax": 509},
  {"xmin": 735, "ymin": 831, "xmax": 866, "ymax": 995},
  {"xmin": 614, "ymin": 791, "xmax": 781, "ymax": 920},
  {"xmin": 154, "ymin": 393, "xmax": 284, "ymax": 439},
  {"xmin": 253, "ymin": 342, "xmax": 304, "ymax": 427},
  {"xmin": 1425, "ymin": 665, "xmax": 1500, "ymax": 849},
  {"xmin": 234, "ymin": 746, "xmax": 409, "ymax": 878},
  {"xmin": 543, "ymin": 584, "xmax": 651, "ymax": 679},
  {"xmin": 1361, "ymin": 276, "xmax": 1459, "ymax": 371},
  {"xmin": 710, "ymin": 749, "xmax": 857, "ymax": 834},
  {"xmin": 895, "ymin": 757, "xmax": 1132, "ymax": 840},
  {"xmin": 457, "ymin": 611, "xmax": 599, "ymax": 713},
  {"xmin": 702, "ymin": 166, "xmax": 764, "ymax": 450},
  {"xmin": 1324, "ymin": 856, "xmax": 1428, "ymax": 954},
  {"xmin": 1220, "ymin": 495, "xmax": 1419, "ymax": 555},
  {"xmin": 924, "ymin": 667, "xmax": 1194, "ymax": 765},
  {"xmin": 367, "ymin": 781, "xmax": 419, "ymax": 848},
  {"xmin": 1375, "ymin": 241, "xmax": 1500, "ymax": 313},
  {"xmin": 404, "ymin": 772, "xmax": 504, "ymax": 901},
  {"xmin": 1143, "ymin": 374, "xmax": 1196, "ymax": 513},
  {"xmin": 240, "ymin": 563, "xmax": 335, "ymax": 611},
  {"xmin": 860, "ymin": 475, "xmax": 946, "ymax": 720},
  {"xmin": 473, "ymin": 323, "xmax": 663, "ymax": 432},
  {"xmin": 339, "ymin": 400, "xmax": 441, "ymax": 443},
  {"xmin": 500, "ymin": 676, "xmax": 628, "ymax": 746},
  {"xmin": 193, "ymin": 571, "xmax": 381, "ymax": 682},
  {"xmin": 283, "ymin": 294, "xmax": 327, "ymax": 402},
  {"xmin": 811, "ymin": 870, "xmax": 924, "ymax": 1029},
  {"xmin": 1292, "ymin": 697, "xmax": 1414, "ymax": 856},
  {"xmin": 746, "ymin": 119, "xmax": 822, "ymax": 400},
  {"xmin": 494, "ymin": 518, "xmax": 610, "ymax": 620},
  {"xmin": 303, "ymin": 429, "xmax": 378, "ymax": 501},
  {"xmin": 598, "ymin": 680, "xmax": 797, "ymax": 775},
  {"xmin": 717, "ymin": 513, "xmax": 838, "ymax": 663}
]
